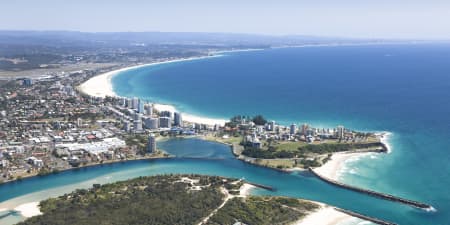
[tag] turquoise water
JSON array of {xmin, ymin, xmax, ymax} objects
[
  {"xmin": 113, "ymin": 44, "xmax": 450, "ymax": 225},
  {"xmin": 0, "ymin": 138, "xmax": 442, "ymax": 224},
  {"xmin": 1, "ymin": 44, "xmax": 449, "ymax": 225}
]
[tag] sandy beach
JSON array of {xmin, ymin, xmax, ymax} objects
[
  {"xmin": 239, "ymin": 183, "xmax": 255, "ymax": 197},
  {"xmin": 314, "ymin": 132, "xmax": 393, "ymax": 180},
  {"xmin": 78, "ymin": 55, "xmax": 228, "ymax": 126},
  {"xmin": 314, "ymin": 152, "xmax": 371, "ymax": 180},
  {"xmin": 293, "ymin": 204, "xmax": 355, "ymax": 225},
  {"xmin": 14, "ymin": 202, "xmax": 42, "ymax": 218}
]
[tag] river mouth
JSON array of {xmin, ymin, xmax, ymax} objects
[{"xmin": 0, "ymin": 137, "xmax": 438, "ymax": 225}]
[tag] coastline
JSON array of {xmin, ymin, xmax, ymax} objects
[
  {"xmin": 0, "ymin": 155, "xmax": 173, "ymax": 220},
  {"xmin": 314, "ymin": 131, "xmax": 393, "ymax": 180},
  {"xmin": 239, "ymin": 183, "xmax": 255, "ymax": 197},
  {"xmin": 313, "ymin": 152, "xmax": 369, "ymax": 180},
  {"xmin": 77, "ymin": 54, "xmax": 230, "ymax": 126},
  {"xmin": 0, "ymin": 154, "xmax": 172, "ymax": 186},
  {"xmin": 14, "ymin": 202, "xmax": 42, "ymax": 218},
  {"xmin": 293, "ymin": 203, "xmax": 356, "ymax": 225}
]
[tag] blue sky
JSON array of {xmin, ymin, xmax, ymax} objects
[{"xmin": 1, "ymin": 0, "xmax": 449, "ymax": 39}]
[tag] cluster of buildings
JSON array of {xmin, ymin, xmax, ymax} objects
[
  {"xmin": 107, "ymin": 96, "xmax": 220, "ymax": 136},
  {"xmin": 0, "ymin": 64, "xmax": 230, "ymax": 183},
  {"xmin": 237, "ymin": 119, "xmax": 368, "ymax": 149},
  {"xmin": 111, "ymin": 97, "xmax": 185, "ymax": 133},
  {"xmin": 0, "ymin": 70, "xmax": 165, "ymax": 182}
]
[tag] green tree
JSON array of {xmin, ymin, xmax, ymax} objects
[{"xmin": 252, "ymin": 115, "xmax": 267, "ymax": 125}]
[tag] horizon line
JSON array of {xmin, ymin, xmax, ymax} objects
[{"xmin": 2, "ymin": 29, "xmax": 449, "ymax": 42}]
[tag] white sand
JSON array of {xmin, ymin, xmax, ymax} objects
[
  {"xmin": 314, "ymin": 152, "xmax": 370, "ymax": 180},
  {"xmin": 14, "ymin": 202, "xmax": 42, "ymax": 218},
  {"xmin": 0, "ymin": 208, "xmax": 7, "ymax": 212},
  {"xmin": 293, "ymin": 205, "xmax": 354, "ymax": 225},
  {"xmin": 239, "ymin": 183, "xmax": 255, "ymax": 197},
  {"xmin": 78, "ymin": 55, "xmax": 228, "ymax": 126},
  {"xmin": 314, "ymin": 131, "xmax": 393, "ymax": 180}
]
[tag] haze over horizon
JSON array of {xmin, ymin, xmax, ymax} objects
[{"xmin": 1, "ymin": 0, "xmax": 450, "ymax": 40}]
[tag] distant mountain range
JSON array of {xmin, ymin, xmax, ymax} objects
[{"xmin": 0, "ymin": 30, "xmax": 389, "ymax": 47}]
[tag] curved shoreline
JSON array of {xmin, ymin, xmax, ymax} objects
[
  {"xmin": 0, "ymin": 136, "xmax": 393, "ymax": 225},
  {"xmin": 314, "ymin": 132, "xmax": 392, "ymax": 180},
  {"xmin": 78, "ymin": 54, "xmax": 232, "ymax": 126},
  {"xmin": 292, "ymin": 204, "xmax": 357, "ymax": 225}
]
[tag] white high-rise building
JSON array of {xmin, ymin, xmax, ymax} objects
[
  {"xmin": 132, "ymin": 97, "xmax": 139, "ymax": 110},
  {"xmin": 147, "ymin": 134, "xmax": 156, "ymax": 153},
  {"xmin": 134, "ymin": 113, "xmax": 143, "ymax": 131},
  {"xmin": 145, "ymin": 104, "xmax": 153, "ymax": 116},
  {"xmin": 138, "ymin": 99, "xmax": 144, "ymax": 113}
]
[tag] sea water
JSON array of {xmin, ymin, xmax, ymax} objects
[
  {"xmin": 1, "ymin": 44, "xmax": 449, "ymax": 225},
  {"xmin": 113, "ymin": 44, "xmax": 450, "ymax": 224}
]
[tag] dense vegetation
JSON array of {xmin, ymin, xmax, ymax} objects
[
  {"xmin": 19, "ymin": 175, "xmax": 322, "ymax": 225},
  {"xmin": 19, "ymin": 175, "xmax": 227, "ymax": 225},
  {"xmin": 225, "ymin": 115, "xmax": 268, "ymax": 128},
  {"xmin": 242, "ymin": 142, "xmax": 385, "ymax": 159},
  {"xmin": 298, "ymin": 142, "xmax": 385, "ymax": 154},
  {"xmin": 207, "ymin": 196, "xmax": 319, "ymax": 225}
]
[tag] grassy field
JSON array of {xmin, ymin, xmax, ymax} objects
[
  {"xmin": 272, "ymin": 141, "xmax": 308, "ymax": 151},
  {"xmin": 255, "ymin": 158, "xmax": 297, "ymax": 169}
]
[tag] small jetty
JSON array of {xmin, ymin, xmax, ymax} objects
[
  {"xmin": 335, "ymin": 208, "xmax": 397, "ymax": 225},
  {"xmin": 309, "ymin": 168, "xmax": 432, "ymax": 210},
  {"xmin": 245, "ymin": 181, "xmax": 276, "ymax": 191}
]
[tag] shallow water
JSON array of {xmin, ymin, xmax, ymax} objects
[{"xmin": 1, "ymin": 44, "xmax": 449, "ymax": 224}]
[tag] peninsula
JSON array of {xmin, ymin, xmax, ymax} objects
[{"xmin": 17, "ymin": 174, "xmax": 324, "ymax": 225}]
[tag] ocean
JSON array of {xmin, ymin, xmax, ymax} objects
[
  {"xmin": 112, "ymin": 43, "xmax": 450, "ymax": 224},
  {"xmin": 1, "ymin": 43, "xmax": 449, "ymax": 225}
]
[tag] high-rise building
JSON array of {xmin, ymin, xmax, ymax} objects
[
  {"xmin": 126, "ymin": 98, "xmax": 133, "ymax": 108},
  {"xmin": 290, "ymin": 124, "xmax": 297, "ymax": 135},
  {"xmin": 123, "ymin": 121, "xmax": 131, "ymax": 132},
  {"xmin": 138, "ymin": 99, "xmax": 144, "ymax": 113},
  {"xmin": 132, "ymin": 97, "xmax": 139, "ymax": 110},
  {"xmin": 22, "ymin": 78, "xmax": 33, "ymax": 86},
  {"xmin": 266, "ymin": 121, "xmax": 276, "ymax": 131},
  {"xmin": 145, "ymin": 104, "xmax": 153, "ymax": 116},
  {"xmin": 301, "ymin": 123, "xmax": 309, "ymax": 135},
  {"xmin": 337, "ymin": 125, "xmax": 345, "ymax": 139},
  {"xmin": 134, "ymin": 113, "xmax": 143, "ymax": 131},
  {"xmin": 159, "ymin": 117, "xmax": 171, "ymax": 128},
  {"xmin": 147, "ymin": 134, "xmax": 156, "ymax": 153},
  {"xmin": 160, "ymin": 110, "xmax": 172, "ymax": 118},
  {"xmin": 120, "ymin": 98, "xmax": 127, "ymax": 107},
  {"xmin": 174, "ymin": 112, "xmax": 183, "ymax": 127},
  {"xmin": 144, "ymin": 117, "xmax": 159, "ymax": 129}
]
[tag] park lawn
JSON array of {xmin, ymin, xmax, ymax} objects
[
  {"xmin": 255, "ymin": 158, "xmax": 296, "ymax": 169},
  {"xmin": 272, "ymin": 141, "xmax": 308, "ymax": 152}
]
